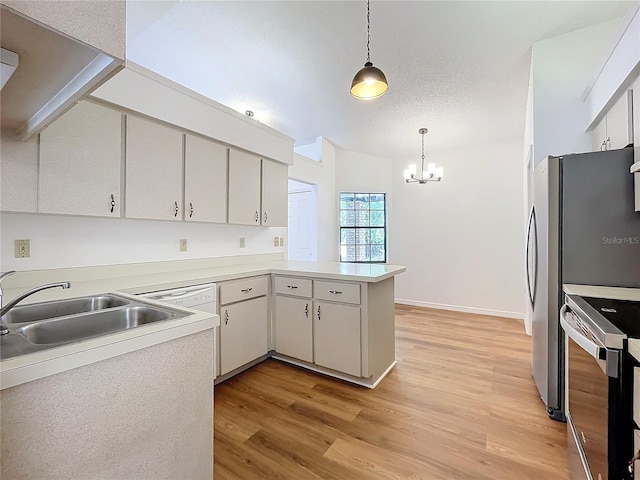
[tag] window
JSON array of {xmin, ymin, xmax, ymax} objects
[{"xmin": 339, "ymin": 193, "xmax": 386, "ymax": 263}]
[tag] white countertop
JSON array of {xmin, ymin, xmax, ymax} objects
[
  {"xmin": 563, "ymin": 284, "xmax": 640, "ymax": 301},
  {"xmin": 0, "ymin": 258, "xmax": 405, "ymax": 389}
]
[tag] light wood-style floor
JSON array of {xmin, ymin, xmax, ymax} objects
[{"xmin": 214, "ymin": 305, "xmax": 569, "ymax": 479}]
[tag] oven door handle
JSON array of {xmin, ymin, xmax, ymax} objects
[
  {"xmin": 560, "ymin": 305, "xmax": 602, "ymax": 360},
  {"xmin": 561, "ymin": 305, "xmax": 620, "ymax": 378}
]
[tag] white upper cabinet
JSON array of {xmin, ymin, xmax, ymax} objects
[
  {"xmin": 39, "ymin": 101, "xmax": 122, "ymax": 217},
  {"xmin": 607, "ymin": 90, "xmax": 633, "ymax": 150},
  {"xmin": 185, "ymin": 134, "xmax": 227, "ymax": 223},
  {"xmin": 591, "ymin": 89, "xmax": 633, "ymax": 151},
  {"xmin": 261, "ymin": 159, "xmax": 288, "ymax": 227},
  {"xmin": 228, "ymin": 149, "xmax": 261, "ymax": 225},
  {"xmin": 125, "ymin": 116, "xmax": 184, "ymax": 221}
]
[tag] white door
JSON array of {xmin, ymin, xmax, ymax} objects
[
  {"xmin": 125, "ymin": 116, "xmax": 183, "ymax": 221},
  {"xmin": 261, "ymin": 159, "xmax": 288, "ymax": 226},
  {"xmin": 313, "ymin": 301, "xmax": 361, "ymax": 377},
  {"xmin": 39, "ymin": 101, "xmax": 122, "ymax": 217},
  {"xmin": 274, "ymin": 295, "xmax": 313, "ymax": 362},
  {"xmin": 185, "ymin": 134, "xmax": 227, "ymax": 223},
  {"xmin": 228, "ymin": 149, "xmax": 261, "ymax": 225},
  {"xmin": 288, "ymin": 185, "xmax": 317, "ymax": 261},
  {"xmin": 220, "ymin": 297, "xmax": 268, "ymax": 375}
]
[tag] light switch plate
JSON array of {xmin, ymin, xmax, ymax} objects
[
  {"xmin": 15, "ymin": 239, "xmax": 30, "ymax": 258},
  {"xmin": 179, "ymin": 239, "xmax": 188, "ymax": 252}
]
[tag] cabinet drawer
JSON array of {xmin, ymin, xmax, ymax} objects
[
  {"xmin": 274, "ymin": 276, "xmax": 312, "ymax": 298},
  {"xmin": 220, "ymin": 276, "xmax": 268, "ymax": 305},
  {"xmin": 314, "ymin": 280, "xmax": 360, "ymax": 305}
]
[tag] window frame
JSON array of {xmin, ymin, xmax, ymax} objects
[{"xmin": 339, "ymin": 192, "xmax": 387, "ymax": 264}]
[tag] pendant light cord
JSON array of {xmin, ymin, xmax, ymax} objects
[
  {"xmin": 421, "ymin": 131, "xmax": 426, "ymax": 172},
  {"xmin": 366, "ymin": 0, "xmax": 371, "ymax": 63}
]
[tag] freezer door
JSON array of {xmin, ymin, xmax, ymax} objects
[
  {"xmin": 562, "ymin": 148, "xmax": 640, "ymax": 288},
  {"xmin": 531, "ymin": 157, "xmax": 562, "ymax": 416}
]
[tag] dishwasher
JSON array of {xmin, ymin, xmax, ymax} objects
[{"xmin": 138, "ymin": 283, "xmax": 218, "ymax": 379}]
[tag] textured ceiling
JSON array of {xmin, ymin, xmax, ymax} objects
[{"xmin": 126, "ymin": 0, "xmax": 631, "ymax": 161}]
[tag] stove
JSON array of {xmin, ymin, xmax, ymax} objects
[
  {"xmin": 562, "ymin": 294, "xmax": 638, "ymax": 480},
  {"xmin": 582, "ymin": 297, "xmax": 640, "ymax": 338}
]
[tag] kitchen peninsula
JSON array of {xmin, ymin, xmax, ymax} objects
[{"xmin": 0, "ymin": 255, "xmax": 405, "ymax": 479}]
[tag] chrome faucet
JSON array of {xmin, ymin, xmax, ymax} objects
[
  {"xmin": 0, "ymin": 278, "xmax": 71, "ymax": 335},
  {"xmin": 0, "ymin": 271, "xmax": 16, "ymax": 309}
]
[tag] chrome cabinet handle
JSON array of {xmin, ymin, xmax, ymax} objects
[
  {"xmin": 241, "ymin": 287, "xmax": 253, "ymax": 293},
  {"xmin": 255, "ymin": 210, "xmax": 259, "ymax": 223},
  {"xmin": 110, "ymin": 194, "xmax": 115, "ymax": 213},
  {"xmin": 264, "ymin": 212, "xmax": 268, "ymax": 223},
  {"xmin": 174, "ymin": 201, "xmax": 179, "ymax": 217},
  {"xmin": 329, "ymin": 290, "xmax": 343, "ymax": 295},
  {"xmin": 287, "ymin": 285, "xmax": 298, "ymax": 289},
  {"xmin": 628, "ymin": 450, "xmax": 640, "ymax": 475},
  {"xmin": 305, "ymin": 303, "xmax": 309, "ymax": 318},
  {"xmin": 317, "ymin": 305, "xmax": 320, "ymax": 321},
  {"xmin": 224, "ymin": 310, "xmax": 229, "ymax": 325},
  {"xmin": 189, "ymin": 202, "xmax": 194, "ymax": 218}
]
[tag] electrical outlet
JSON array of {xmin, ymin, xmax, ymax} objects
[
  {"xmin": 279, "ymin": 237, "xmax": 285, "ymax": 247},
  {"xmin": 15, "ymin": 239, "xmax": 30, "ymax": 258},
  {"xmin": 240, "ymin": 237, "xmax": 246, "ymax": 248},
  {"xmin": 274, "ymin": 237, "xmax": 279, "ymax": 247},
  {"xmin": 179, "ymin": 239, "xmax": 188, "ymax": 252}
]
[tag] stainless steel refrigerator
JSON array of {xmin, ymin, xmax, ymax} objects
[{"xmin": 527, "ymin": 147, "xmax": 640, "ymax": 421}]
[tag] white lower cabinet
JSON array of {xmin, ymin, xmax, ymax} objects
[
  {"xmin": 313, "ymin": 301, "xmax": 361, "ymax": 377},
  {"xmin": 220, "ymin": 296, "xmax": 268, "ymax": 375},
  {"xmin": 274, "ymin": 295, "xmax": 313, "ymax": 363}
]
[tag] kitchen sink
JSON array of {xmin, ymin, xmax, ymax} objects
[
  {"xmin": 17, "ymin": 306, "xmax": 175, "ymax": 345},
  {"xmin": 0, "ymin": 294, "xmax": 193, "ymax": 360},
  {"xmin": 3, "ymin": 295, "xmax": 130, "ymax": 324}
]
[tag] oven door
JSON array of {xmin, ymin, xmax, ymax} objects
[{"xmin": 561, "ymin": 305, "xmax": 624, "ymax": 480}]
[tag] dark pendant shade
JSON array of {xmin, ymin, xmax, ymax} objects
[{"xmin": 350, "ymin": 62, "xmax": 388, "ymax": 99}]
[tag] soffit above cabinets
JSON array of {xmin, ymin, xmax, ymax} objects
[{"xmin": 0, "ymin": 6, "xmax": 122, "ymax": 140}]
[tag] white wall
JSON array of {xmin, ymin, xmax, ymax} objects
[
  {"xmin": 289, "ymin": 137, "xmax": 338, "ymax": 262},
  {"xmin": 334, "ymin": 148, "xmax": 394, "ymax": 260},
  {"xmin": 391, "ymin": 138, "xmax": 525, "ymax": 318},
  {"xmin": 531, "ymin": 18, "xmax": 621, "ymax": 165},
  {"xmin": 0, "ymin": 213, "xmax": 286, "ymax": 271}
]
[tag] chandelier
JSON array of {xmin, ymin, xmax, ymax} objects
[{"xmin": 404, "ymin": 128, "xmax": 443, "ymax": 184}]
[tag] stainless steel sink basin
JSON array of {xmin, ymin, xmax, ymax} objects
[
  {"xmin": 0, "ymin": 294, "xmax": 193, "ymax": 360},
  {"xmin": 3, "ymin": 295, "xmax": 129, "ymax": 324},
  {"xmin": 17, "ymin": 306, "xmax": 175, "ymax": 345}
]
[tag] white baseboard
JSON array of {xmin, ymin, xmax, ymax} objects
[{"xmin": 394, "ymin": 298, "xmax": 524, "ymax": 320}]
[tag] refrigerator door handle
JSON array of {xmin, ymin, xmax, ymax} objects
[{"xmin": 525, "ymin": 205, "xmax": 538, "ymax": 307}]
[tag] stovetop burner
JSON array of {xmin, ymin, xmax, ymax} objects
[{"xmin": 583, "ymin": 296, "xmax": 640, "ymax": 338}]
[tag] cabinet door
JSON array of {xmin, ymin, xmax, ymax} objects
[
  {"xmin": 261, "ymin": 159, "xmax": 288, "ymax": 226},
  {"xmin": 39, "ymin": 101, "xmax": 122, "ymax": 216},
  {"xmin": 608, "ymin": 90, "xmax": 632, "ymax": 149},
  {"xmin": 125, "ymin": 116, "xmax": 183, "ymax": 221},
  {"xmin": 275, "ymin": 296, "xmax": 313, "ymax": 363},
  {"xmin": 591, "ymin": 117, "xmax": 607, "ymax": 152},
  {"xmin": 228, "ymin": 149, "xmax": 261, "ymax": 225},
  {"xmin": 185, "ymin": 134, "xmax": 227, "ymax": 223},
  {"xmin": 220, "ymin": 296, "xmax": 268, "ymax": 375},
  {"xmin": 313, "ymin": 301, "xmax": 361, "ymax": 377}
]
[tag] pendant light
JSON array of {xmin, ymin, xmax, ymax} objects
[
  {"xmin": 404, "ymin": 128, "xmax": 444, "ymax": 184},
  {"xmin": 350, "ymin": 0, "xmax": 388, "ymax": 100}
]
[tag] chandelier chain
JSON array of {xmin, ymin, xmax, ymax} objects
[{"xmin": 366, "ymin": 0, "xmax": 371, "ymax": 63}]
